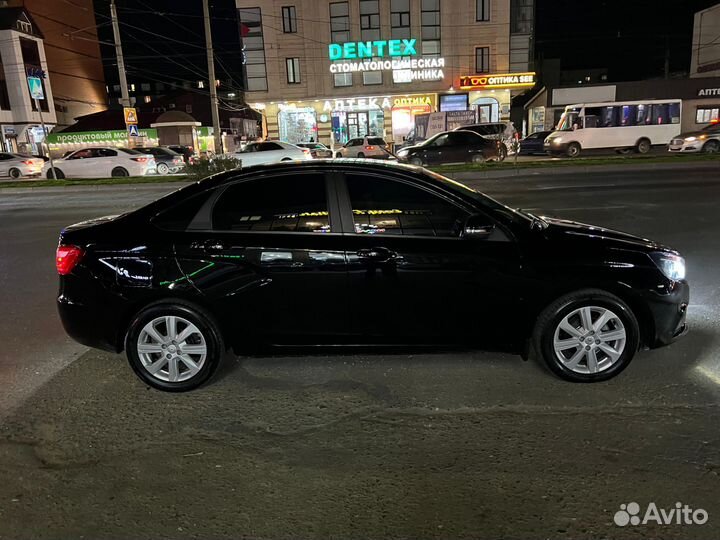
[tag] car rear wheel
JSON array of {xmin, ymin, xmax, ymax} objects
[
  {"xmin": 703, "ymin": 140, "xmax": 719, "ymax": 154},
  {"xmin": 357, "ymin": 152, "xmax": 365, "ymax": 158},
  {"xmin": 635, "ymin": 138, "xmax": 651, "ymax": 154},
  {"xmin": 9, "ymin": 167, "xmax": 21, "ymax": 179},
  {"xmin": 533, "ymin": 289, "xmax": 640, "ymax": 382},
  {"xmin": 111, "ymin": 167, "xmax": 129, "ymax": 177},
  {"xmin": 409, "ymin": 156, "xmax": 423, "ymax": 166},
  {"xmin": 47, "ymin": 167, "xmax": 65, "ymax": 179},
  {"xmin": 156, "ymin": 162, "xmax": 169, "ymax": 175},
  {"xmin": 566, "ymin": 142, "xmax": 581, "ymax": 158},
  {"xmin": 125, "ymin": 303, "xmax": 224, "ymax": 392}
]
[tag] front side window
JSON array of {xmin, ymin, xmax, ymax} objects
[
  {"xmin": 347, "ymin": 175, "xmax": 469, "ymax": 237},
  {"xmin": 213, "ymin": 174, "xmax": 329, "ymax": 233}
]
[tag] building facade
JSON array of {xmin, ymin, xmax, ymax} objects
[
  {"xmin": 690, "ymin": 2, "xmax": 720, "ymax": 78},
  {"xmin": 4, "ymin": 0, "xmax": 106, "ymax": 129},
  {"xmin": 0, "ymin": 7, "xmax": 57, "ymax": 154},
  {"xmin": 236, "ymin": 0, "xmax": 535, "ymax": 146}
]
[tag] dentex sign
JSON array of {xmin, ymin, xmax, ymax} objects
[{"xmin": 329, "ymin": 39, "xmax": 417, "ymax": 60}]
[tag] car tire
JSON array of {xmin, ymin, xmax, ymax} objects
[
  {"xmin": 9, "ymin": 167, "xmax": 21, "ymax": 179},
  {"xmin": 47, "ymin": 167, "xmax": 65, "ymax": 179},
  {"xmin": 532, "ymin": 289, "xmax": 640, "ymax": 382},
  {"xmin": 335, "ymin": 152, "xmax": 343, "ymax": 158},
  {"xmin": 280, "ymin": 157, "xmax": 292, "ymax": 161},
  {"xmin": 635, "ymin": 138, "xmax": 651, "ymax": 154},
  {"xmin": 565, "ymin": 142, "xmax": 581, "ymax": 158},
  {"xmin": 111, "ymin": 167, "xmax": 129, "ymax": 177},
  {"xmin": 409, "ymin": 157, "xmax": 423, "ymax": 166},
  {"xmin": 357, "ymin": 152, "xmax": 365, "ymax": 158},
  {"xmin": 471, "ymin": 154, "xmax": 485, "ymax": 164},
  {"xmin": 125, "ymin": 302, "xmax": 224, "ymax": 392},
  {"xmin": 703, "ymin": 140, "xmax": 719, "ymax": 154},
  {"xmin": 157, "ymin": 162, "xmax": 169, "ymax": 175},
  {"xmin": 498, "ymin": 144, "xmax": 507, "ymax": 161}
]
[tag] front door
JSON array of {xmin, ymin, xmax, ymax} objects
[
  {"xmin": 172, "ymin": 171, "xmax": 350, "ymax": 342},
  {"xmin": 336, "ymin": 171, "xmax": 522, "ymax": 344}
]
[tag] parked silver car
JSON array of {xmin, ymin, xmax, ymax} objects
[
  {"xmin": 334, "ymin": 136, "xmax": 390, "ymax": 158},
  {"xmin": 668, "ymin": 123, "xmax": 720, "ymax": 154},
  {"xmin": 0, "ymin": 152, "xmax": 45, "ymax": 178}
]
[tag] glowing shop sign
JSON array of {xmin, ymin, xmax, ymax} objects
[
  {"xmin": 330, "ymin": 57, "xmax": 445, "ymax": 83},
  {"xmin": 459, "ymin": 72, "xmax": 536, "ymax": 90},
  {"xmin": 328, "ymin": 39, "xmax": 417, "ymax": 60}
]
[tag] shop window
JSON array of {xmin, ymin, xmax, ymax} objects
[
  {"xmin": 212, "ymin": 174, "xmax": 328, "ymax": 233},
  {"xmin": 391, "ymin": 0, "xmax": 411, "ymax": 40},
  {"xmin": 696, "ymin": 107, "xmax": 720, "ymax": 124},
  {"xmin": 476, "ymin": 0, "xmax": 490, "ymax": 21},
  {"xmin": 475, "ymin": 47, "xmax": 490, "ymax": 73},
  {"xmin": 421, "ymin": 0, "xmax": 441, "ymax": 57},
  {"xmin": 330, "ymin": 2, "xmax": 350, "ymax": 43},
  {"xmin": 239, "ymin": 7, "xmax": 268, "ymax": 92},
  {"xmin": 281, "ymin": 6, "xmax": 297, "ymax": 33},
  {"xmin": 346, "ymin": 175, "xmax": 469, "ymax": 237},
  {"xmin": 286, "ymin": 58, "xmax": 301, "ymax": 84},
  {"xmin": 278, "ymin": 107, "xmax": 317, "ymax": 143}
]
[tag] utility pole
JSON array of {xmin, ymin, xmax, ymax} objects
[
  {"xmin": 203, "ymin": 0, "xmax": 223, "ymax": 155},
  {"xmin": 110, "ymin": 0, "xmax": 131, "ymax": 108}
]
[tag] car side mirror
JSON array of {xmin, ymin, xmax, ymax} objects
[{"xmin": 462, "ymin": 214, "xmax": 495, "ymax": 240}]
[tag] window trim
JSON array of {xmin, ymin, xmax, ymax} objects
[
  {"xmin": 475, "ymin": 46, "xmax": 491, "ymax": 73},
  {"xmin": 286, "ymin": 57, "xmax": 301, "ymax": 84}
]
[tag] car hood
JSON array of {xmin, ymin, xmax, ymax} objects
[
  {"xmin": 675, "ymin": 130, "xmax": 714, "ymax": 139},
  {"xmin": 398, "ymin": 143, "xmax": 425, "ymax": 153},
  {"xmin": 540, "ymin": 216, "xmax": 673, "ymax": 253}
]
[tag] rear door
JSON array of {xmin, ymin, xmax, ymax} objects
[{"xmin": 170, "ymin": 170, "xmax": 350, "ymax": 342}]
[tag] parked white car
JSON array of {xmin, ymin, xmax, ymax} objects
[
  {"xmin": 668, "ymin": 123, "xmax": 720, "ymax": 154},
  {"xmin": 0, "ymin": 152, "xmax": 45, "ymax": 178},
  {"xmin": 334, "ymin": 136, "xmax": 390, "ymax": 158},
  {"xmin": 42, "ymin": 147, "xmax": 156, "ymax": 179},
  {"xmin": 233, "ymin": 141, "xmax": 311, "ymax": 166}
]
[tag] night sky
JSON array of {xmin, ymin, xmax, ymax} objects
[{"xmin": 95, "ymin": 0, "xmax": 720, "ymax": 91}]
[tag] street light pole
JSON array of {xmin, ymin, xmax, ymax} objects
[
  {"xmin": 202, "ymin": 0, "xmax": 223, "ymax": 155},
  {"xmin": 35, "ymin": 98, "xmax": 55, "ymax": 177},
  {"xmin": 110, "ymin": 0, "xmax": 130, "ymax": 108}
]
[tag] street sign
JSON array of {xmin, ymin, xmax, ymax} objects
[
  {"xmin": 123, "ymin": 107, "xmax": 138, "ymax": 125},
  {"xmin": 27, "ymin": 77, "xmax": 44, "ymax": 100},
  {"xmin": 128, "ymin": 124, "xmax": 140, "ymax": 137}
]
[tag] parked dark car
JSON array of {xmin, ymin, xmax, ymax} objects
[
  {"xmin": 136, "ymin": 147, "xmax": 186, "ymax": 175},
  {"xmin": 396, "ymin": 130, "xmax": 500, "ymax": 166},
  {"xmin": 166, "ymin": 145, "xmax": 195, "ymax": 163},
  {"xmin": 519, "ymin": 131, "xmax": 553, "ymax": 155},
  {"xmin": 454, "ymin": 122, "xmax": 510, "ymax": 160},
  {"xmin": 56, "ymin": 160, "xmax": 688, "ymax": 391}
]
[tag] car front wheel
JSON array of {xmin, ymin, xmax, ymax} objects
[
  {"xmin": 533, "ymin": 289, "xmax": 640, "ymax": 382},
  {"xmin": 703, "ymin": 140, "xmax": 719, "ymax": 154},
  {"xmin": 125, "ymin": 303, "xmax": 224, "ymax": 392}
]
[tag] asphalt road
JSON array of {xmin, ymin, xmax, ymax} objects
[{"xmin": 0, "ymin": 166, "xmax": 719, "ymax": 539}]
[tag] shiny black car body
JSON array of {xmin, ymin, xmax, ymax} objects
[
  {"xmin": 397, "ymin": 131, "xmax": 501, "ymax": 166},
  {"xmin": 57, "ymin": 160, "xmax": 688, "ymax": 391},
  {"xmin": 519, "ymin": 131, "xmax": 553, "ymax": 155}
]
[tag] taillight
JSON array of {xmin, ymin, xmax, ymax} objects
[
  {"xmin": 22, "ymin": 160, "xmax": 33, "ymax": 165},
  {"xmin": 364, "ymin": 145, "xmax": 376, "ymax": 151},
  {"xmin": 302, "ymin": 148, "xmax": 311, "ymax": 155},
  {"xmin": 56, "ymin": 245, "xmax": 84, "ymax": 275},
  {"xmin": 131, "ymin": 157, "xmax": 150, "ymax": 163}
]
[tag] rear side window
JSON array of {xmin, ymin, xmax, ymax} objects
[
  {"xmin": 153, "ymin": 190, "xmax": 215, "ymax": 231},
  {"xmin": 259, "ymin": 142, "xmax": 283, "ymax": 151},
  {"xmin": 212, "ymin": 174, "xmax": 329, "ymax": 233},
  {"xmin": 346, "ymin": 175, "xmax": 469, "ymax": 237}
]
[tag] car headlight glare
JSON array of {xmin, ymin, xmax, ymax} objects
[
  {"xmin": 553, "ymin": 137, "xmax": 563, "ymax": 144},
  {"xmin": 684, "ymin": 136, "xmax": 696, "ymax": 142},
  {"xmin": 397, "ymin": 149, "xmax": 409, "ymax": 157},
  {"xmin": 650, "ymin": 252, "xmax": 686, "ymax": 281}
]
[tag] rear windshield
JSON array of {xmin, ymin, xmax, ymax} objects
[
  {"xmin": 368, "ymin": 137, "xmax": 386, "ymax": 146},
  {"xmin": 118, "ymin": 148, "xmax": 142, "ymax": 155}
]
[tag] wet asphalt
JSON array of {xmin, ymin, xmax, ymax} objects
[{"xmin": 0, "ymin": 166, "xmax": 719, "ymax": 539}]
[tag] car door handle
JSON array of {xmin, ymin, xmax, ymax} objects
[
  {"xmin": 357, "ymin": 247, "xmax": 396, "ymax": 262},
  {"xmin": 191, "ymin": 239, "xmax": 227, "ymax": 252}
]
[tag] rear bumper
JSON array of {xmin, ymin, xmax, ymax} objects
[
  {"xmin": 644, "ymin": 280, "xmax": 689, "ymax": 348},
  {"xmin": 57, "ymin": 294, "xmax": 121, "ymax": 353}
]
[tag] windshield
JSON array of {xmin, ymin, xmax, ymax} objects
[
  {"xmin": 557, "ymin": 110, "xmax": 580, "ymax": 130},
  {"xmin": 702, "ymin": 123, "xmax": 720, "ymax": 132}
]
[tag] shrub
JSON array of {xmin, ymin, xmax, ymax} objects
[{"xmin": 184, "ymin": 155, "xmax": 242, "ymax": 180}]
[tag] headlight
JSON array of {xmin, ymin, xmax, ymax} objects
[
  {"xmin": 684, "ymin": 136, "xmax": 696, "ymax": 142},
  {"xmin": 396, "ymin": 149, "xmax": 409, "ymax": 157},
  {"xmin": 649, "ymin": 252, "xmax": 686, "ymax": 281},
  {"xmin": 552, "ymin": 137, "xmax": 563, "ymax": 144}
]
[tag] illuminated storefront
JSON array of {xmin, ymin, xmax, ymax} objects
[{"xmin": 458, "ymin": 72, "xmax": 537, "ymax": 123}]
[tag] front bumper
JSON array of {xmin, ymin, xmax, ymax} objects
[
  {"xmin": 644, "ymin": 280, "xmax": 689, "ymax": 348},
  {"xmin": 544, "ymin": 141, "xmax": 570, "ymax": 154},
  {"xmin": 668, "ymin": 142, "xmax": 702, "ymax": 153}
]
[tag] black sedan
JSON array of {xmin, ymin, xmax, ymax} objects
[
  {"xmin": 135, "ymin": 147, "xmax": 186, "ymax": 175},
  {"xmin": 56, "ymin": 161, "xmax": 689, "ymax": 391},
  {"xmin": 518, "ymin": 131, "xmax": 553, "ymax": 155},
  {"xmin": 395, "ymin": 130, "xmax": 500, "ymax": 166}
]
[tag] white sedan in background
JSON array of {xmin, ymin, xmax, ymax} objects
[
  {"xmin": 0, "ymin": 152, "xmax": 45, "ymax": 178},
  {"xmin": 42, "ymin": 147, "xmax": 156, "ymax": 179},
  {"xmin": 233, "ymin": 141, "xmax": 312, "ymax": 166}
]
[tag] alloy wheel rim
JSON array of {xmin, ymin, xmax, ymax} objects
[
  {"xmin": 553, "ymin": 306, "xmax": 626, "ymax": 375},
  {"xmin": 137, "ymin": 316, "xmax": 207, "ymax": 382}
]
